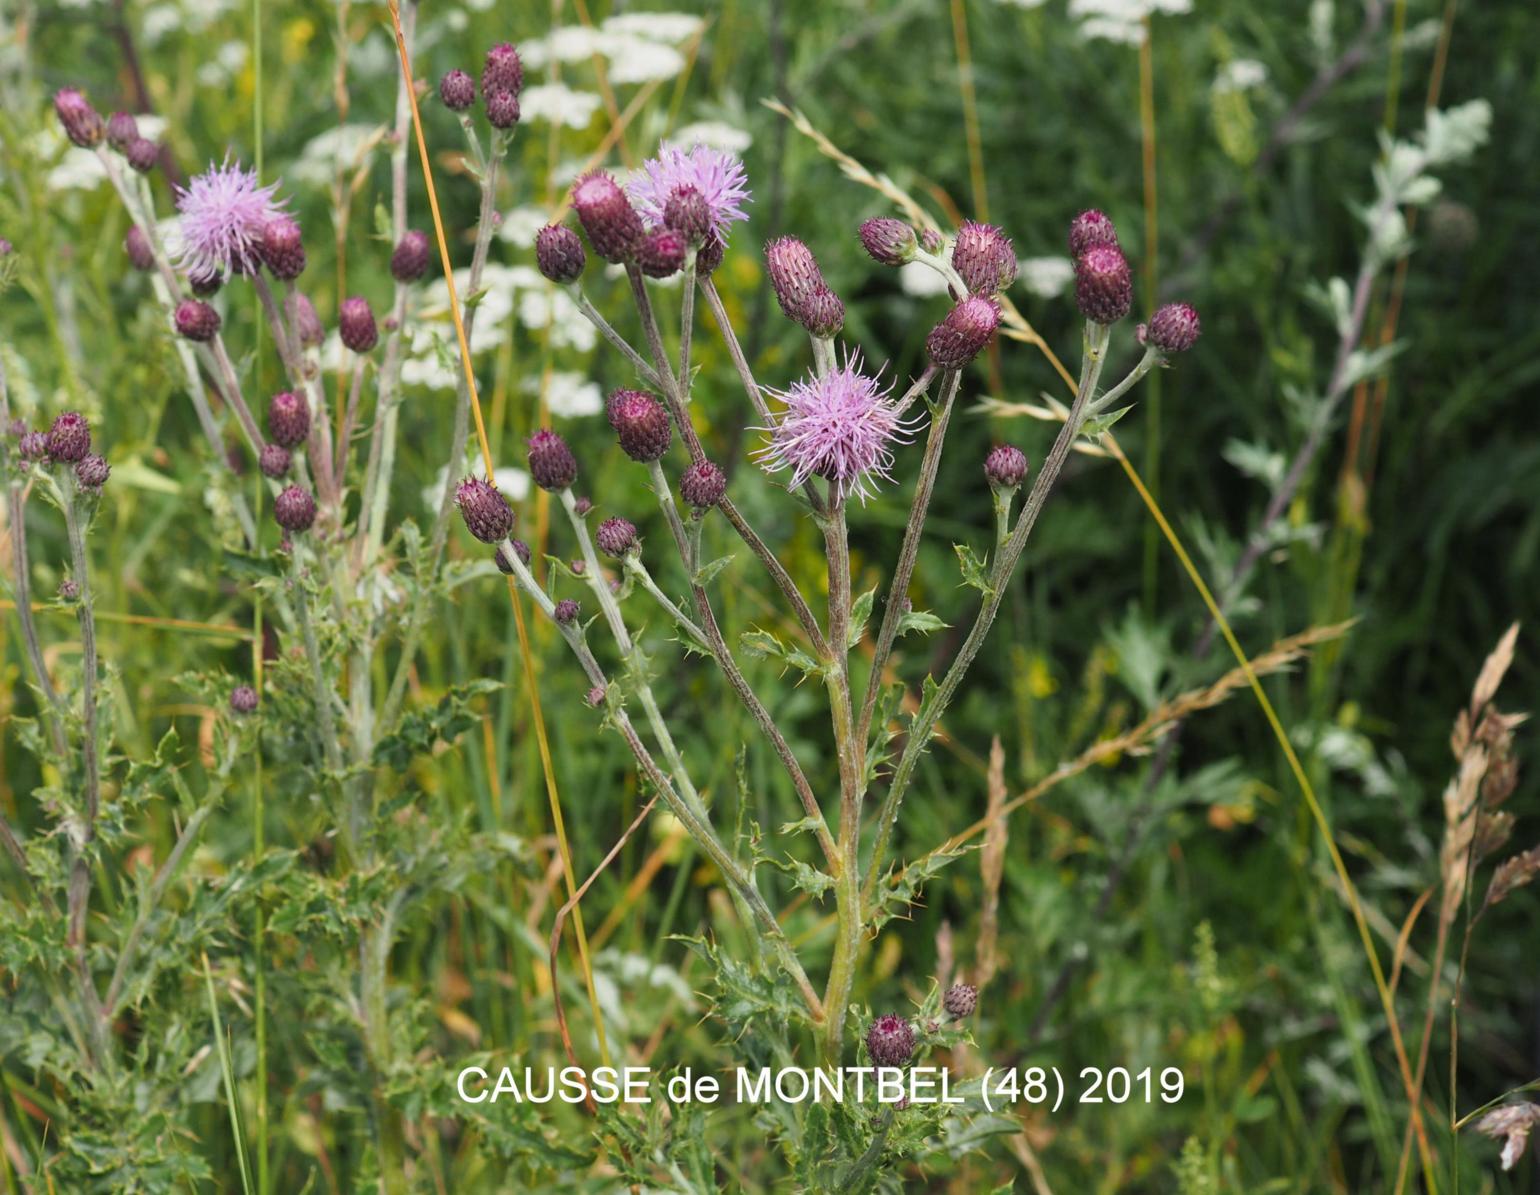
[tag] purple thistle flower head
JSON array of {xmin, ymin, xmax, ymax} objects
[
  {"xmin": 802, "ymin": 286, "xmax": 845, "ymax": 339},
  {"xmin": 189, "ymin": 267, "xmax": 224, "ymax": 297},
  {"xmin": 46, "ymin": 412, "xmax": 91, "ymax": 463},
  {"xmin": 176, "ymin": 157, "xmax": 285, "ymax": 278},
  {"xmin": 663, "ymin": 185, "xmax": 710, "ymax": 243},
  {"xmin": 125, "ymin": 137, "xmax": 159, "ymax": 175},
  {"xmin": 984, "ymin": 444, "xmax": 1028, "ymax": 490},
  {"xmin": 553, "ymin": 598, "xmax": 580, "ymax": 626},
  {"xmin": 259, "ymin": 215, "xmax": 306, "ymax": 281},
  {"xmin": 106, "ymin": 111, "xmax": 139, "ymax": 152},
  {"xmin": 456, "ymin": 476, "xmax": 515, "ymax": 543},
  {"xmin": 637, "ymin": 229, "xmax": 687, "ymax": 279},
  {"xmin": 596, "ymin": 517, "xmax": 638, "ymax": 558},
  {"xmin": 485, "ymin": 88, "xmax": 520, "ymax": 130},
  {"xmin": 18, "ymin": 430, "xmax": 49, "ymax": 462},
  {"xmin": 607, "ymin": 389, "xmax": 672, "ymax": 462},
  {"xmin": 572, "ymin": 171, "xmax": 644, "ymax": 263},
  {"xmin": 1074, "ymin": 244, "xmax": 1133, "ymax": 325},
  {"xmin": 1069, "ymin": 208, "xmax": 1120, "ymax": 257},
  {"xmin": 481, "ymin": 43, "xmax": 524, "ymax": 98},
  {"xmin": 391, "ymin": 230, "xmax": 431, "ymax": 283},
  {"xmin": 765, "ymin": 236, "xmax": 825, "ymax": 326},
  {"xmin": 535, "ymin": 225, "xmax": 586, "ymax": 284},
  {"xmin": 273, "ymin": 484, "xmax": 316, "ymax": 533},
  {"xmin": 629, "ymin": 143, "xmax": 750, "ymax": 247},
  {"xmin": 527, "ymin": 429, "xmax": 578, "ymax": 491},
  {"xmin": 174, "ymin": 299, "xmax": 221, "ymax": 342},
  {"xmin": 290, "ymin": 292, "xmax": 325, "ymax": 347},
  {"xmin": 75, "ymin": 453, "xmax": 110, "ymax": 491},
  {"xmin": 1139, "ymin": 302, "xmax": 1201, "ymax": 354},
  {"xmin": 54, "ymin": 88, "xmax": 104, "ymax": 148},
  {"xmin": 59, "ymin": 579, "xmax": 80, "ymax": 602},
  {"xmin": 339, "ymin": 297, "xmax": 378, "ymax": 353},
  {"xmin": 926, "ymin": 295, "xmax": 1000, "ymax": 369},
  {"xmin": 680, "ymin": 460, "xmax": 726, "ymax": 512},
  {"xmin": 230, "ymin": 684, "xmax": 259, "ymax": 715},
  {"xmin": 267, "ymin": 391, "xmax": 310, "ymax": 448},
  {"xmin": 440, "ymin": 70, "xmax": 476, "ymax": 111},
  {"xmin": 586, "ymin": 685, "xmax": 606, "ymax": 708},
  {"xmin": 495, "ymin": 539, "xmax": 532, "ymax": 573},
  {"xmin": 943, "ymin": 982, "xmax": 978, "ymax": 1019},
  {"xmin": 859, "ymin": 218, "xmax": 917, "ymax": 267},
  {"xmin": 258, "ymin": 443, "xmax": 292, "ymax": 479},
  {"xmin": 952, "ymin": 221, "xmax": 1017, "ymax": 296},
  {"xmin": 125, "ymin": 225, "xmax": 155, "ymax": 272},
  {"xmin": 756, "ymin": 353, "xmax": 917, "ymax": 505},
  {"xmin": 866, "ymin": 1014, "xmax": 916, "ymax": 1067}
]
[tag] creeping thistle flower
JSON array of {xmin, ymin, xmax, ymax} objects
[
  {"xmin": 765, "ymin": 237, "xmax": 824, "ymax": 325},
  {"xmin": 637, "ymin": 229, "xmax": 687, "ymax": 278},
  {"xmin": 18, "ymin": 431, "xmax": 49, "ymax": 462},
  {"xmin": 756, "ymin": 354, "xmax": 916, "ymax": 504},
  {"xmin": 629, "ymin": 143, "xmax": 750, "ymax": 247},
  {"xmin": 481, "ymin": 42, "xmax": 524, "ymax": 98},
  {"xmin": 230, "ymin": 685, "xmax": 259, "ymax": 714},
  {"xmin": 53, "ymin": 88, "xmax": 104, "ymax": 148},
  {"xmin": 124, "ymin": 226, "xmax": 155, "ymax": 272},
  {"xmin": 952, "ymin": 221, "xmax": 1017, "ymax": 296},
  {"xmin": 266, "ymin": 391, "xmax": 310, "ymax": 449},
  {"xmin": 485, "ymin": 88, "xmax": 521, "ymax": 130},
  {"xmin": 125, "ymin": 137, "xmax": 159, "ymax": 175},
  {"xmin": 572, "ymin": 171, "xmax": 644, "ymax": 263},
  {"xmin": 1139, "ymin": 302, "xmax": 1201, "ymax": 354},
  {"xmin": 440, "ymin": 70, "xmax": 476, "ymax": 111},
  {"xmin": 46, "ymin": 412, "xmax": 91, "ymax": 463},
  {"xmin": 926, "ymin": 295, "xmax": 1000, "ymax": 368},
  {"xmin": 553, "ymin": 598, "xmax": 580, "ymax": 625},
  {"xmin": 527, "ymin": 428, "xmax": 579, "ymax": 491},
  {"xmin": 1069, "ymin": 208, "xmax": 1120, "ymax": 256},
  {"xmin": 942, "ymin": 982, "xmax": 978, "ymax": 1019},
  {"xmin": 662, "ymin": 185, "xmax": 710, "ymax": 243},
  {"xmin": 984, "ymin": 444, "xmax": 1028, "ymax": 490},
  {"xmin": 258, "ymin": 215, "xmax": 306, "ymax": 282},
  {"xmin": 259, "ymin": 443, "xmax": 292, "ymax": 479},
  {"xmin": 859, "ymin": 217, "xmax": 918, "ymax": 267},
  {"xmin": 607, "ymin": 389, "xmax": 672, "ymax": 462},
  {"xmin": 175, "ymin": 157, "xmax": 285, "ymax": 278},
  {"xmin": 74, "ymin": 453, "xmax": 110, "ymax": 491},
  {"xmin": 273, "ymin": 485, "xmax": 316, "ymax": 533},
  {"xmin": 290, "ymin": 293, "xmax": 325, "ymax": 347},
  {"xmin": 596, "ymin": 517, "xmax": 638, "ymax": 558},
  {"xmin": 865, "ymin": 1014, "xmax": 916, "ymax": 1067},
  {"xmin": 680, "ymin": 460, "xmax": 726, "ymax": 512},
  {"xmin": 535, "ymin": 225, "xmax": 586, "ymax": 284},
  {"xmin": 1073, "ymin": 244, "xmax": 1133, "ymax": 324},
  {"xmin": 455, "ymin": 476, "xmax": 516, "ymax": 543},
  {"xmin": 390, "ymin": 230, "xmax": 431, "ymax": 283},
  {"xmin": 339, "ymin": 297, "xmax": 378, "ymax": 353},
  {"xmin": 802, "ymin": 287, "xmax": 845, "ymax": 339},
  {"xmin": 106, "ymin": 111, "xmax": 139, "ymax": 152}
]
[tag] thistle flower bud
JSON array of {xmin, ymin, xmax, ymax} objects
[
  {"xmin": 925, "ymin": 295, "xmax": 1000, "ymax": 368},
  {"xmin": 527, "ymin": 428, "xmax": 578, "ymax": 491},
  {"xmin": 952, "ymin": 221, "xmax": 1017, "ymax": 296},
  {"xmin": 865, "ymin": 1014, "xmax": 916, "ymax": 1067},
  {"xmin": 339, "ymin": 297, "xmax": 378, "ymax": 353},
  {"xmin": 74, "ymin": 452, "xmax": 110, "ymax": 491},
  {"xmin": 569, "ymin": 559, "xmax": 585, "ymax": 576},
  {"xmin": 53, "ymin": 88, "xmax": 104, "ymax": 148},
  {"xmin": 637, "ymin": 228, "xmax": 687, "ymax": 278},
  {"xmin": 18, "ymin": 431, "xmax": 48, "ymax": 461},
  {"xmin": 553, "ymin": 598, "xmax": 580, "ymax": 625},
  {"xmin": 230, "ymin": 685, "xmax": 259, "ymax": 714},
  {"xmin": 485, "ymin": 88, "xmax": 520, "ymax": 130},
  {"xmin": 535, "ymin": 225, "xmax": 586, "ymax": 284},
  {"xmin": 920, "ymin": 228, "xmax": 944, "ymax": 253},
  {"xmin": 696, "ymin": 231, "xmax": 725, "ymax": 276},
  {"xmin": 125, "ymin": 225, "xmax": 155, "ymax": 271},
  {"xmin": 680, "ymin": 460, "xmax": 726, "ymax": 511},
  {"xmin": 765, "ymin": 236, "xmax": 823, "ymax": 325},
  {"xmin": 802, "ymin": 286, "xmax": 845, "ymax": 339},
  {"xmin": 174, "ymin": 298, "xmax": 221, "ymax": 342},
  {"xmin": 586, "ymin": 686, "xmax": 606, "ymax": 707},
  {"xmin": 1139, "ymin": 302, "xmax": 1201, "ymax": 354},
  {"xmin": 596, "ymin": 517, "xmax": 638, "ymax": 558},
  {"xmin": 1073, "ymin": 244, "xmax": 1133, "ymax": 324},
  {"xmin": 572, "ymin": 172, "xmax": 644, "ymax": 263},
  {"xmin": 259, "ymin": 215, "xmax": 306, "ymax": 282},
  {"xmin": 258, "ymin": 443, "xmax": 291, "ymax": 479},
  {"xmin": 1068, "ymin": 208, "xmax": 1119, "ymax": 257},
  {"xmin": 59, "ymin": 579, "xmax": 80, "ymax": 602},
  {"xmin": 573, "ymin": 496, "xmax": 593, "ymax": 517},
  {"xmin": 290, "ymin": 293, "xmax": 325, "ymax": 347},
  {"xmin": 125, "ymin": 137, "xmax": 159, "ymax": 174},
  {"xmin": 455, "ymin": 476, "xmax": 515, "ymax": 543},
  {"xmin": 189, "ymin": 268, "xmax": 223, "ymax": 297},
  {"xmin": 663, "ymin": 185, "xmax": 710, "ymax": 242},
  {"xmin": 943, "ymin": 982, "xmax": 978, "ymax": 1019},
  {"xmin": 266, "ymin": 391, "xmax": 310, "ymax": 449},
  {"xmin": 858, "ymin": 217, "xmax": 917, "ymax": 267},
  {"xmin": 46, "ymin": 412, "xmax": 91, "ymax": 463},
  {"xmin": 273, "ymin": 484, "xmax": 316, "ymax": 533},
  {"xmin": 607, "ymin": 389, "xmax": 672, "ymax": 462},
  {"xmin": 983, "ymin": 444, "xmax": 1028, "ymax": 490},
  {"xmin": 390, "ymin": 230, "xmax": 431, "ymax": 282},
  {"xmin": 481, "ymin": 42, "xmax": 524, "ymax": 98},
  {"xmin": 495, "ymin": 539, "xmax": 532, "ymax": 573},
  {"xmin": 440, "ymin": 70, "xmax": 476, "ymax": 111},
  {"xmin": 106, "ymin": 111, "xmax": 139, "ymax": 152}
]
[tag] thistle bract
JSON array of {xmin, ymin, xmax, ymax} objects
[
  {"xmin": 440, "ymin": 70, "xmax": 475, "ymax": 111},
  {"xmin": 943, "ymin": 982, "xmax": 978, "ymax": 1019},
  {"xmin": 637, "ymin": 229, "xmax": 687, "ymax": 278},
  {"xmin": 75, "ymin": 453, "xmax": 110, "ymax": 491},
  {"xmin": 391, "ymin": 230, "xmax": 431, "ymax": 283},
  {"xmin": 859, "ymin": 217, "xmax": 917, "ymax": 267},
  {"xmin": 230, "ymin": 685, "xmax": 259, "ymax": 714},
  {"xmin": 926, "ymin": 296, "xmax": 1000, "ymax": 368},
  {"xmin": 54, "ymin": 88, "xmax": 104, "ymax": 148},
  {"xmin": 339, "ymin": 297, "xmax": 378, "ymax": 353},
  {"xmin": 481, "ymin": 42, "xmax": 524, "ymax": 97},
  {"xmin": 596, "ymin": 517, "xmax": 638, "ymax": 558},
  {"xmin": 1069, "ymin": 208, "xmax": 1120, "ymax": 256},
  {"xmin": 553, "ymin": 598, "xmax": 580, "ymax": 625},
  {"xmin": 266, "ymin": 391, "xmax": 310, "ymax": 449},
  {"xmin": 174, "ymin": 299, "xmax": 221, "ymax": 341},
  {"xmin": 259, "ymin": 215, "xmax": 306, "ymax": 282},
  {"xmin": 984, "ymin": 444, "xmax": 1029, "ymax": 490},
  {"xmin": 259, "ymin": 443, "xmax": 292, "ymax": 479}
]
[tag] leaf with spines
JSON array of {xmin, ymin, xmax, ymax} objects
[
  {"xmin": 740, "ymin": 627, "xmax": 829, "ymax": 680},
  {"xmin": 897, "ymin": 607, "xmax": 946, "ymax": 637},
  {"xmin": 955, "ymin": 543, "xmax": 993, "ymax": 595},
  {"xmin": 847, "ymin": 586, "xmax": 876, "ymax": 648}
]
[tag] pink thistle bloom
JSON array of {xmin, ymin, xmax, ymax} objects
[
  {"xmin": 756, "ymin": 354, "xmax": 918, "ymax": 504},
  {"xmin": 628, "ymin": 143, "xmax": 750, "ymax": 245},
  {"xmin": 175, "ymin": 157, "xmax": 285, "ymax": 277}
]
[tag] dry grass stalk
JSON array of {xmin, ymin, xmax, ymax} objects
[{"xmin": 977, "ymin": 736, "xmax": 1009, "ymax": 988}]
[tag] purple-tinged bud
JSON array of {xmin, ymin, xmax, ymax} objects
[
  {"xmin": 174, "ymin": 298, "xmax": 221, "ymax": 342},
  {"xmin": 765, "ymin": 236, "xmax": 824, "ymax": 325},
  {"xmin": 607, "ymin": 389, "xmax": 672, "ymax": 462},
  {"xmin": 59, "ymin": 579, "xmax": 80, "ymax": 602},
  {"xmin": 858, "ymin": 218, "xmax": 917, "ymax": 267},
  {"xmin": 481, "ymin": 42, "xmax": 524, "ymax": 98},
  {"xmin": 679, "ymin": 460, "xmax": 726, "ymax": 512},
  {"xmin": 802, "ymin": 286, "xmax": 845, "ymax": 339},
  {"xmin": 189, "ymin": 267, "xmax": 223, "ymax": 297},
  {"xmin": 1069, "ymin": 208, "xmax": 1120, "ymax": 257},
  {"xmin": 46, "ymin": 412, "xmax": 91, "ymax": 463},
  {"xmin": 1139, "ymin": 302, "xmax": 1201, "ymax": 354},
  {"xmin": 259, "ymin": 215, "xmax": 306, "ymax": 282},
  {"xmin": 696, "ymin": 231, "xmax": 725, "ymax": 275},
  {"xmin": 391, "ymin": 230, "xmax": 431, "ymax": 282},
  {"xmin": 125, "ymin": 137, "xmax": 159, "ymax": 174},
  {"xmin": 983, "ymin": 444, "xmax": 1028, "ymax": 490},
  {"xmin": 290, "ymin": 293, "xmax": 325, "ymax": 347},
  {"xmin": 266, "ymin": 392, "xmax": 310, "ymax": 449},
  {"xmin": 495, "ymin": 539, "xmax": 532, "ymax": 573},
  {"xmin": 18, "ymin": 431, "xmax": 48, "ymax": 461},
  {"xmin": 339, "ymin": 297, "xmax": 378, "ymax": 353},
  {"xmin": 572, "ymin": 171, "xmax": 644, "ymax": 264},
  {"xmin": 586, "ymin": 685, "xmax": 606, "ymax": 707},
  {"xmin": 553, "ymin": 598, "xmax": 580, "ymax": 625},
  {"xmin": 920, "ymin": 228, "xmax": 944, "ymax": 253},
  {"xmin": 455, "ymin": 477, "xmax": 515, "ymax": 543},
  {"xmin": 569, "ymin": 559, "xmax": 586, "ymax": 576},
  {"xmin": 926, "ymin": 295, "xmax": 1000, "ymax": 368},
  {"xmin": 527, "ymin": 428, "xmax": 578, "ymax": 491},
  {"xmin": 258, "ymin": 443, "xmax": 292, "ymax": 479},
  {"xmin": 485, "ymin": 87, "xmax": 520, "ymax": 130},
  {"xmin": 573, "ymin": 496, "xmax": 593, "ymax": 517},
  {"xmin": 637, "ymin": 228, "xmax": 687, "ymax": 278},
  {"xmin": 596, "ymin": 517, "xmax": 638, "ymax": 558},
  {"xmin": 106, "ymin": 111, "xmax": 139, "ymax": 152},
  {"xmin": 125, "ymin": 225, "xmax": 155, "ymax": 272},
  {"xmin": 230, "ymin": 685, "xmax": 259, "ymax": 714},
  {"xmin": 6, "ymin": 419, "xmax": 24, "ymax": 438},
  {"xmin": 1074, "ymin": 244, "xmax": 1133, "ymax": 325},
  {"xmin": 74, "ymin": 453, "xmax": 110, "ymax": 491},
  {"xmin": 535, "ymin": 225, "xmax": 586, "ymax": 284},
  {"xmin": 866, "ymin": 1014, "xmax": 916, "ymax": 1067},
  {"xmin": 663, "ymin": 185, "xmax": 710, "ymax": 242},
  {"xmin": 943, "ymin": 982, "xmax": 978, "ymax": 1019},
  {"xmin": 273, "ymin": 485, "xmax": 316, "ymax": 533},
  {"xmin": 440, "ymin": 70, "xmax": 476, "ymax": 111},
  {"xmin": 952, "ymin": 221, "xmax": 1017, "ymax": 296},
  {"xmin": 54, "ymin": 88, "xmax": 104, "ymax": 148}
]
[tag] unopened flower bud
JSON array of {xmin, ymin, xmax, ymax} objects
[
  {"xmin": 765, "ymin": 236, "xmax": 824, "ymax": 325},
  {"xmin": 440, "ymin": 70, "xmax": 475, "ymax": 111},
  {"xmin": 1068, "ymin": 208, "xmax": 1119, "ymax": 257},
  {"xmin": 596, "ymin": 517, "xmax": 638, "ymax": 558},
  {"xmin": 106, "ymin": 111, "xmax": 139, "ymax": 152},
  {"xmin": 273, "ymin": 485, "xmax": 316, "ymax": 533},
  {"xmin": 266, "ymin": 392, "xmax": 310, "ymax": 449},
  {"xmin": 495, "ymin": 539, "xmax": 532, "ymax": 573},
  {"xmin": 637, "ymin": 228, "xmax": 687, "ymax": 278},
  {"xmin": 54, "ymin": 88, "xmax": 104, "ymax": 148},
  {"xmin": 1139, "ymin": 302, "xmax": 1201, "ymax": 354},
  {"xmin": 943, "ymin": 982, "xmax": 978, "ymax": 1019},
  {"xmin": 18, "ymin": 431, "xmax": 48, "ymax": 461},
  {"xmin": 802, "ymin": 286, "xmax": 845, "ymax": 339},
  {"xmin": 866, "ymin": 1014, "xmax": 916, "ymax": 1067},
  {"xmin": 527, "ymin": 428, "xmax": 578, "ymax": 491},
  {"xmin": 59, "ymin": 579, "xmax": 80, "ymax": 601},
  {"xmin": 391, "ymin": 230, "xmax": 431, "ymax": 282},
  {"xmin": 663, "ymin": 185, "xmax": 710, "ymax": 242},
  {"xmin": 485, "ymin": 88, "xmax": 520, "ymax": 130},
  {"xmin": 125, "ymin": 137, "xmax": 159, "ymax": 174},
  {"xmin": 481, "ymin": 42, "xmax": 524, "ymax": 97},
  {"xmin": 259, "ymin": 443, "xmax": 291, "ymax": 479},
  {"xmin": 175, "ymin": 298, "xmax": 221, "ymax": 342},
  {"xmin": 926, "ymin": 295, "xmax": 1000, "ymax": 368},
  {"xmin": 952, "ymin": 221, "xmax": 1017, "ymax": 296},
  {"xmin": 1073, "ymin": 244, "xmax": 1132, "ymax": 324},
  {"xmin": 189, "ymin": 268, "xmax": 223, "ymax": 297},
  {"xmin": 573, "ymin": 496, "xmax": 593, "ymax": 517},
  {"xmin": 920, "ymin": 228, "xmax": 944, "ymax": 253},
  {"xmin": 607, "ymin": 389, "xmax": 672, "ymax": 462},
  {"xmin": 572, "ymin": 171, "xmax": 643, "ymax": 263},
  {"xmin": 46, "ymin": 412, "xmax": 91, "ymax": 463},
  {"xmin": 230, "ymin": 685, "xmax": 259, "ymax": 714},
  {"xmin": 259, "ymin": 215, "xmax": 306, "ymax": 281},
  {"xmin": 696, "ymin": 231, "xmax": 725, "ymax": 276},
  {"xmin": 983, "ymin": 444, "xmax": 1028, "ymax": 490},
  {"xmin": 535, "ymin": 225, "xmax": 586, "ymax": 284},
  {"xmin": 339, "ymin": 297, "xmax": 378, "ymax": 353},
  {"xmin": 75, "ymin": 453, "xmax": 110, "ymax": 491},
  {"xmin": 455, "ymin": 476, "xmax": 515, "ymax": 543},
  {"xmin": 290, "ymin": 293, "xmax": 325, "ymax": 347},
  {"xmin": 553, "ymin": 598, "xmax": 580, "ymax": 625},
  {"xmin": 680, "ymin": 460, "xmax": 726, "ymax": 511},
  {"xmin": 125, "ymin": 225, "xmax": 155, "ymax": 271},
  {"xmin": 586, "ymin": 685, "xmax": 606, "ymax": 707},
  {"xmin": 858, "ymin": 217, "xmax": 917, "ymax": 267}
]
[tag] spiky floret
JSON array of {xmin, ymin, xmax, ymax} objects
[
  {"xmin": 455, "ymin": 476, "xmax": 515, "ymax": 543},
  {"xmin": 175, "ymin": 157, "xmax": 285, "ymax": 277},
  {"xmin": 756, "ymin": 353, "xmax": 917, "ymax": 504},
  {"xmin": 629, "ymin": 143, "xmax": 750, "ymax": 245}
]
